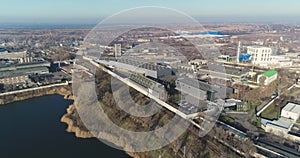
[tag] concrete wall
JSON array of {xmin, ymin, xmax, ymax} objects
[
  {"xmin": 175, "ymin": 80, "xmax": 207, "ymax": 101},
  {"xmin": 265, "ymin": 125, "xmax": 300, "ymax": 143},
  {"xmin": 0, "ymin": 51, "xmax": 26, "ymax": 59}
]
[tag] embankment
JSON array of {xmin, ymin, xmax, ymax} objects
[{"xmin": 0, "ymin": 84, "xmax": 73, "ymax": 105}]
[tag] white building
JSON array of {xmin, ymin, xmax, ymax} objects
[
  {"xmin": 247, "ymin": 46, "xmax": 273, "ymax": 66},
  {"xmin": 0, "ymin": 51, "xmax": 27, "ymax": 59},
  {"xmin": 257, "ymin": 70, "xmax": 278, "ymax": 85},
  {"xmin": 261, "ymin": 102, "xmax": 300, "ymax": 142},
  {"xmin": 188, "ymin": 59, "xmax": 207, "ymax": 66},
  {"xmin": 114, "ymin": 44, "xmax": 122, "ymax": 58},
  {"xmin": 270, "ymin": 56, "xmax": 293, "ymax": 68},
  {"xmin": 247, "ymin": 46, "xmax": 293, "ymax": 67},
  {"xmin": 281, "ymin": 102, "xmax": 300, "ymax": 122}
]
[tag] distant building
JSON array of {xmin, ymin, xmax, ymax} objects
[
  {"xmin": 189, "ymin": 59, "xmax": 208, "ymax": 66},
  {"xmin": 270, "ymin": 55, "xmax": 293, "ymax": 68},
  {"xmin": 0, "ymin": 51, "xmax": 34, "ymax": 63},
  {"xmin": 257, "ymin": 70, "xmax": 277, "ymax": 85},
  {"xmin": 217, "ymin": 55, "xmax": 232, "ymax": 62},
  {"xmin": 247, "ymin": 46, "xmax": 273, "ymax": 66},
  {"xmin": 247, "ymin": 46, "xmax": 292, "ymax": 67},
  {"xmin": 0, "ymin": 51, "xmax": 27, "ymax": 59},
  {"xmin": 0, "ymin": 61, "xmax": 50, "ymax": 84},
  {"xmin": 0, "ymin": 75, "xmax": 29, "ymax": 85},
  {"xmin": 239, "ymin": 54, "xmax": 252, "ymax": 62},
  {"xmin": 114, "ymin": 44, "xmax": 122, "ymax": 58}
]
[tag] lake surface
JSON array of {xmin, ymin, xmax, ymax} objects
[{"xmin": 0, "ymin": 95, "xmax": 129, "ymax": 158}]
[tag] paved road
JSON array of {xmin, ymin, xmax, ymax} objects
[
  {"xmin": 0, "ymin": 82, "xmax": 69, "ymax": 97},
  {"xmin": 256, "ymin": 96, "xmax": 279, "ymax": 116}
]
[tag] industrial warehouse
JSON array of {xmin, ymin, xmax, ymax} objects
[
  {"xmin": 97, "ymin": 57, "xmax": 172, "ymax": 79},
  {"xmin": 175, "ymin": 77, "xmax": 233, "ymax": 101},
  {"xmin": 0, "ymin": 61, "xmax": 50, "ymax": 84}
]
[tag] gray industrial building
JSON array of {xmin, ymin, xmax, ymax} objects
[
  {"xmin": 129, "ymin": 74, "xmax": 166, "ymax": 100},
  {"xmin": 0, "ymin": 61, "xmax": 50, "ymax": 84},
  {"xmin": 199, "ymin": 65, "xmax": 249, "ymax": 80},
  {"xmin": 98, "ymin": 57, "xmax": 172, "ymax": 79},
  {"xmin": 175, "ymin": 77, "xmax": 233, "ymax": 101}
]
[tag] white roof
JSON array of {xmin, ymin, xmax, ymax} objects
[
  {"xmin": 267, "ymin": 117, "xmax": 294, "ymax": 132},
  {"xmin": 247, "ymin": 45, "xmax": 271, "ymax": 49},
  {"xmin": 282, "ymin": 102, "xmax": 300, "ymax": 114}
]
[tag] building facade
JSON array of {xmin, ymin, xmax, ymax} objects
[
  {"xmin": 0, "ymin": 61, "xmax": 50, "ymax": 85},
  {"xmin": 257, "ymin": 70, "xmax": 277, "ymax": 85},
  {"xmin": 247, "ymin": 46, "xmax": 293, "ymax": 68},
  {"xmin": 114, "ymin": 44, "xmax": 122, "ymax": 58},
  {"xmin": 0, "ymin": 75, "xmax": 29, "ymax": 84},
  {"xmin": 175, "ymin": 78, "xmax": 233, "ymax": 101},
  {"xmin": 247, "ymin": 46, "xmax": 273, "ymax": 66}
]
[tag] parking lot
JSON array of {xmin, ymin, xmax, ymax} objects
[{"xmin": 178, "ymin": 101, "xmax": 201, "ymax": 114}]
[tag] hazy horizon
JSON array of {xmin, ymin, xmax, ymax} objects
[{"xmin": 1, "ymin": 0, "xmax": 300, "ymax": 25}]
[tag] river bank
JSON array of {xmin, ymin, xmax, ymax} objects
[
  {"xmin": 0, "ymin": 82, "xmax": 234, "ymax": 158},
  {"xmin": 60, "ymin": 103, "xmax": 153, "ymax": 158},
  {"xmin": 60, "ymin": 104, "xmax": 94, "ymax": 138},
  {"xmin": 0, "ymin": 85, "xmax": 137, "ymax": 157},
  {"xmin": 0, "ymin": 84, "xmax": 73, "ymax": 105}
]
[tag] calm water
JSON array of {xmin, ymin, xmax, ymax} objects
[{"xmin": 0, "ymin": 95, "xmax": 129, "ymax": 158}]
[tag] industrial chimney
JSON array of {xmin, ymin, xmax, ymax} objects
[{"xmin": 236, "ymin": 41, "xmax": 241, "ymax": 63}]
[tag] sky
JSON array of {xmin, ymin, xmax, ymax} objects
[{"xmin": 1, "ymin": 0, "xmax": 300, "ymax": 24}]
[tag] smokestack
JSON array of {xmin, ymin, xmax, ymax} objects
[
  {"xmin": 114, "ymin": 44, "xmax": 122, "ymax": 59},
  {"xmin": 236, "ymin": 41, "xmax": 241, "ymax": 63}
]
